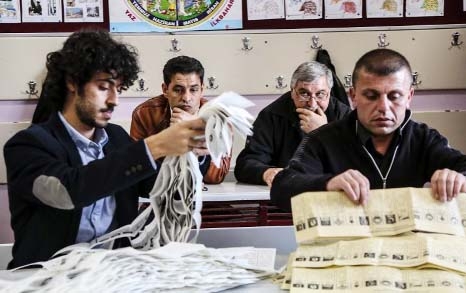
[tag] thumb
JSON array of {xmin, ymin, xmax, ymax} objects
[{"xmin": 315, "ymin": 106, "xmax": 325, "ymax": 116}]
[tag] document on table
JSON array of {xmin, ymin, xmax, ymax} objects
[{"xmin": 291, "ymin": 187, "xmax": 466, "ymax": 244}]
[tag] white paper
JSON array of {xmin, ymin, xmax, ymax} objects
[
  {"xmin": 247, "ymin": 0, "xmax": 285, "ymax": 20},
  {"xmin": 0, "ymin": 0, "xmax": 20, "ymax": 23},
  {"xmin": 64, "ymin": 0, "xmax": 103, "ymax": 22},
  {"xmin": 285, "ymin": 0, "xmax": 323, "ymax": 20},
  {"xmin": 21, "ymin": 0, "xmax": 61, "ymax": 22},
  {"xmin": 324, "ymin": 0, "xmax": 362, "ymax": 19},
  {"xmin": 366, "ymin": 0, "xmax": 403, "ymax": 18},
  {"xmin": 406, "ymin": 0, "xmax": 444, "ymax": 17}
]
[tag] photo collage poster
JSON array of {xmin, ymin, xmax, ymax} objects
[
  {"xmin": 109, "ymin": 0, "xmax": 243, "ymax": 33},
  {"xmin": 64, "ymin": 0, "xmax": 103, "ymax": 22},
  {"xmin": 22, "ymin": 0, "xmax": 62, "ymax": 22}
]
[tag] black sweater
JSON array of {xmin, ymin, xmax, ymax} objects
[{"xmin": 271, "ymin": 110, "xmax": 466, "ymax": 211}]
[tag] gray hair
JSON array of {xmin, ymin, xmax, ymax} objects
[{"xmin": 290, "ymin": 61, "xmax": 333, "ymax": 89}]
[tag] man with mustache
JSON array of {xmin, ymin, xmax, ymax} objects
[
  {"xmin": 235, "ymin": 61, "xmax": 350, "ymax": 187},
  {"xmin": 4, "ymin": 30, "xmax": 207, "ymax": 268},
  {"xmin": 271, "ymin": 48, "xmax": 466, "ymax": 211},
  {"xmin": 131, "ymin": 56, "xmax": 230, "ymax": 184}
]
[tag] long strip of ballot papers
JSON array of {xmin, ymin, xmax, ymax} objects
[{"xmin": 281, "ymin": 187, "xmax": 466, "ymax": 292}]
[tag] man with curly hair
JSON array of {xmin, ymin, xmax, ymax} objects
[{"xmin": 4, "ymin": 29, "xmax": 207, "ymax": 268}]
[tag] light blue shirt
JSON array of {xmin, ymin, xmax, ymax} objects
[{"xmin": 58, "ymin": 112, "xmax": 116, "ymax": 244}]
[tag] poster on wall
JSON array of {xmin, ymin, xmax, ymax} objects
[
  {"xmin": 21, "ymin": 0, "xmax": 62, "ymax": 22},
  {"xmin": 110, "ymin": 0, "xmax": 243, "ymax": 32},
  {"xmin": 366, "ymin": 0, "xmax": 403, "ymax": 18},
  {"xmin": 64, "ymin": 0, "xmax": 104, "ymax": 22},
  {"xmin": 0, "ymin": 0, "xmax": 21, "ymax": 23},
  {"xmin": 247, "ymin": 0, "xmax": 284, "ymax": 20},
  {"xmin": 285, "ymin": 0, "xmax": 322, "ymax": 20},
  {"xmin": 406, "ymin": 0, "xmax": 444, "ymax": 17},
  {"xmin": 324, "ymin": 0, "xmax": 362, "ymax": 19}
]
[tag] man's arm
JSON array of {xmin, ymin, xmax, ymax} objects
[
  {"xmin": 234, "ymin": 111, "xmax": 278, "ymax": 185},
  {"xmin": 203, "ymin": 156, "xmax": 231, "ymax": 184}
]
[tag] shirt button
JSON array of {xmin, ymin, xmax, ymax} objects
[
  {"xmin": 125, "ymin": 170, "xmax": 131, "ymax": 176},
  {"xmin": 136, "ymin": 164, "xmax": 143, "ymax": 171},
  {"xmin": 131, "ymin": 166, "xmax": 137, "ymax": 173}
]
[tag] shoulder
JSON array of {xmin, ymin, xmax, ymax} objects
[
  {"xmin": 132, "ymin": 95, "xmax": 168, "ymax": 114},
  {"xmin": 260, "ymin": 92, "xmax": 294, "ymax": 116}
]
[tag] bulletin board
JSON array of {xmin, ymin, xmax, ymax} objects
[{"xmin": 0, "ymin": 1, "xmax": 465, "ymax": 33}]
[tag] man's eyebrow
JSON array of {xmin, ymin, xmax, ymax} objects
[{"xmin": 95, "ymin": 78, "xmax": 116, "ymax": 84}]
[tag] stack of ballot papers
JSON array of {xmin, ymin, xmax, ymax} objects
[
  {"xmin": 0, "ymin": 243, "xmax": 277, "ymax": 292},
  {"xmin": 85, "ymin": 92, "xmax": 254, "ymax": 251},
  {"xmin": 280, "ymin": 187, "xmax": 466, "ymax": 292}
]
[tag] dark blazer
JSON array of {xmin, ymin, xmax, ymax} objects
[
  {"xmin": 234, "ymin": 92, "xmax": 351, "ymax": 185},
  {"xmin": 4, "ymin": 113, "xmax": 156, "ymax": 268}
]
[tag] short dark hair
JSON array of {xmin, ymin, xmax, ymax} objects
[
  {"xmin": 352, "ymin": 48, "xmax": 413, "ymax": 87},
  {"xmin": 32, "ymin": 28, "xmax": 140, "ymax": 123},
  {"xmin": 162, "ymin": 56, "xmax": 204, "ymax": 85}
]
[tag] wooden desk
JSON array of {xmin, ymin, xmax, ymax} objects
[{"xmin": 201, "ymin": 182, "xmax": 292, "ymax": 228}]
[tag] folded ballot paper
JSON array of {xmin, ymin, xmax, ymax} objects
[
  {"xmin": 0, "ymin": 243, "xmax": 277, "ymax": 292},
  {"xmin": 291, "ymin": 187, "xmax": 466, "ymax": 244}
]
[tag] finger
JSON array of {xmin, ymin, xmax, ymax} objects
[
  {"xmin": 314, "ymin": 105, "xmax": 325, "ymax": 116},
  {"xmin": 451, "ymin": 173, "xmax": 466, "ymax": 200},
  {"xmin": 445, "ymin": 171, "xmax": 456, "ymax": 201},
  {"xmin": 432, "ymin": 170, "xmax": 447, "ymax": 202}
]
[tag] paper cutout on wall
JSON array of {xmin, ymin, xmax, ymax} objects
[
  {"xmin": 64, "ymin": 0, "xmax": 103, "ymax": 23},
  {"xmin": 285, "ymin": 0, "xmax": 322, "ymax": 20},
  {"xmin": 21, "ymin": 0, "xmax": 61, "ymax": 22},
  {"xmin": 406, "ymin": 0, "xmax": 444, "ymax": 17},
  {"xmin": 110, "ymin": 0, "xmax": 242, "ymax": 32},
  {"xmin": 366, "ymin": 0, "xmax": 403, "ymax": 18},
  {"xmin": 247, "ymin": 0, "xmax": 285, "ymax": 20},
  {"xmin": 0, "ymin": 0, "xmax": 20, "ymax": 23},
  {"xmin": 324, "ymin": 0, "xmax": 362, "ymax": 19}
]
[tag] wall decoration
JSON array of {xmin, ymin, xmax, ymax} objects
[
  {"xmin": 366, "ymin": 0, "xmax": 403, "ymax": 18},
  {"xmin": 247, "ymin": 0, "xmax": 284, "ymax": 20},
  {"xmin": 324, "ymin": 0, "xmax": 362, "ymax": 19},
  {"xmin": 406, "ymin": 0, "xmax": 444, "ymax": 17},
  {"xmin": 64, "ymin": 0, "xmax": 104, "ymax": 22},
  {"xmin": 0, "ymin": 0, "xmax": 20, "ymax": 23},
  {"xmin": 285, "ymin": 0, "xmax": 322, "ymax": 20},
  {"xmin": 110, "ymin": 0, "xmax": 242, "ymax": 32},
  {"xmin": 21, "ymin": 0, "xmax": 61, "ymax": 22}
]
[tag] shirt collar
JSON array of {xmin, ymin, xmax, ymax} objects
[
  {"xmin": 58, "ymin": 111, "xmax": 109, "ymax": 149},
  {"xmin": 355, "ymin": 109, "xmax": 412, "ymax": 145}
]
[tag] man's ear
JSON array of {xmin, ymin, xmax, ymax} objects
[
  {"xmin": 349, "ymin": 87, "xmax": 357, "ymax": 108},
  {"xmin": 162, "ymin": 83, "xmax": 168, "ymax": 95},
  {"xmin": 66, "ymin": 78, "xmax": 76, "ymax": 94},
  {"xmin": 406, "ymin": 86, "xmax": 414, "ymax": 109}
]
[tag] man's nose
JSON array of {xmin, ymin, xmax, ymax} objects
[
  {"xmin": 377, "ymin": 96, "xmax": 390, "ymax": 112},
  {"xmin": 107, "ymin": 87, "xmax": 119, "ymax": 107}
]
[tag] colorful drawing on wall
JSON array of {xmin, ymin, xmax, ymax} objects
[
  {"xmin": 324, "ymin": 0, "xmax": 362, "ymax": 19},
  {"xmin": 247, "ymin": 0, "xmax": 284, "ymax": 20},
  {"xmin": 0, "ymin": 0, "xmax": 20, "ymax": 23},
  {"xmin": 406, "ymin": 0, "xmax": 443, "ymax": 17},
  {"xmin": 64, "ymin": 0, "xmax": 103, "ymax": 22},
  {"xmin": 285, "ymin": 0, "xmax": 322, "ymax": 20},
  {"xmin": 21, "ymin": 0, "xmax": 61, "ymax": 22},
  {"xmin": 110, "ymin": 0, "xmax": 242, "ymax": 32},
  {"xmin": 367, "ymin": 0, "xmax": 403, "ymax": 18}
]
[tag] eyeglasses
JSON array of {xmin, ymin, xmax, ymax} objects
[{"xmin": 294, "ymin": 88, "xmax": 329, "ymax": 102}]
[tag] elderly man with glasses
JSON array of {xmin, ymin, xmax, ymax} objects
[{"xmin": 235, "ymin": 61, "xmax": 351, "ymax": 186}]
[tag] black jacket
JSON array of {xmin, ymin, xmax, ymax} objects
[
  {"xmin": 234, "ymin": 92, "xmax": 351, "ymax": 185},
  {"xmin": 4, "ymin": 113, "xmax": 156, "ymax": 268},
  {"xmin": 271, "ymin": 110, "xmax": 466, "ymax": 211}
]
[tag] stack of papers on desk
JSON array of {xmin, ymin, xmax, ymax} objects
[{"xmin": 0, "ymin": 243, "xmax": 277, "ymax": 292}]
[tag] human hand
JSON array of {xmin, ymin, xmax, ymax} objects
[
  {"xmin": 170, "ymin": 107, "xmax": 197, "ymax": 125},
  {"xmin": 263, "ymin": 167, "xmax": 283, "ymax": 187},
  {"xmin": 296, "ymin": 106, "xmax": 328, "ymax": 134},
  {"xmin": 326, "ymin": 169, "xmax": 370, "ymax": 205},
  {"xmin": 430, "ymin": 169, "xmax": 466, "ymax": 202},
  {"xmin": 145, "ymin": 118, "xmax": 207, "ymax": 159}
]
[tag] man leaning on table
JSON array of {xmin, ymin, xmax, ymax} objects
[
  {"xmin": 271, "ymin": 48, "xmax": 466, "ymax": 211},
  {"xmin": 234, "ymin": 61, "xmax": 350, "ymax": 187}
]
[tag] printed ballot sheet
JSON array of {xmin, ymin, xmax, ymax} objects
[
  {"xmin": 291, "ymin": 188, "xmax": 466, "ymax": 244},
  {"xmin": 292, "ymin": 233, "xmax": 466, "ymax": 275},
  {"xmin": 290, "ymin": 266, "xmax": 466, "ymax": 292}
]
